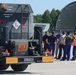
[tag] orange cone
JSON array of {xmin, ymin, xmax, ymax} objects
[
  {"xmin": 5, "ymin": 49, "xmax": 9, "ymax": 53},
  {"xmin": 46, "ymin": 48, "xmax": 49, "ymax": 52},
  {"xmin": 46, "ymin": 48, "xmax": 52, "ymax": 55}
]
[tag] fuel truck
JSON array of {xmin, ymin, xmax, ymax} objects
[{"xmin": 0, "ymin": 3, "xmax": 53, "ymax": 71}]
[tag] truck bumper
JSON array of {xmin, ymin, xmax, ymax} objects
[{"xmin": 6, "ymin": 56, "xmax": 53, "ymax": 64}]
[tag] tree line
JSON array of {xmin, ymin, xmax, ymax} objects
[{"xmin": 34, "ymin": 8, "xmax": 60, "ymax": 31}]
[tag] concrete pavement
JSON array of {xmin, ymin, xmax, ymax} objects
[{"xmin": 0, "ymin": 60, "xmax": 76, "ymax": 75}]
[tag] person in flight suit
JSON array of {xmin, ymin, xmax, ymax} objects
[{"xmin": 61, "ymin": 32, "xmax": 72, "ymax": 61}]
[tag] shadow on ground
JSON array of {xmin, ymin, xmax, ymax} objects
[{"xmin": 0, "ymin": 70, "xmax": 43, "ymax": 74}]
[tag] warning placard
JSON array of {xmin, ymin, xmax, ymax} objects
[{"xmin": 13, "ymin": 20, "xmax": 21, "ymax": 29}]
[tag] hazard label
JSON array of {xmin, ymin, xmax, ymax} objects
[{"xmin": 13, "ymin": 20, "xmax": 20, "ymax": 29}]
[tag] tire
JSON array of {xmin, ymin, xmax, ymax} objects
[
  {"xmin": 11, "ymin": 64, "xmax": 28, "ymax": 71},
  {"xmin": 0, "ymin": 64, "xmax": 9, "ymax": 70}
]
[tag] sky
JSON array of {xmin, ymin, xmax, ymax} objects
[{"xmin": 0, "ymin": 0, "xmax": 76, "ymax": 15}]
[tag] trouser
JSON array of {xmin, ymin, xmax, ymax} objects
[
  {"xmin": 55, "ymin": 43, "xmax": 59, "ymax": 58},
  {"xmin": 72, "ymin": 46, "xmax": 76, "ymax": 59},
  {"xmin": 44, "ymin": 43, "xmax": 49, "ymax": 51},
  {"xmin": 49, "ymin": 42, "xmax": 55, "ymax": 56},
  {"xmin": 58, "ymin": 44, "xmax": 65, "ymax": 59},
  {"xmin": 63, "ymin": 42, "xmax": 71, "ymax": 60}
]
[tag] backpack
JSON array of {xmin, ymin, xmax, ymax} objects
[{"xmin": 60, "ymin": 35, "xmax": 65, "ymax": 45}]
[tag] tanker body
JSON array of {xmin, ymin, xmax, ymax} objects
[{"xmin": 0, "ymin": 3, "xmax": 53, "ymax": 71}]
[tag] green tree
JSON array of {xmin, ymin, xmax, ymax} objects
[
  {"xmin": 42, "ymin": 10, "xmax": 52, "ymax": 31},
  {"xmin": 33, "ymin": 9, "xmax": 60, "ymax": 31},
  {"xmin": 42, "ymin": 10, "xmax": 52, "ymax": 23},
  {"xmin": 50, "ymin": 9, "xmax": 60, "ymax": 30},
  {"xmin": 50, "ymin": 9, "xmax": 58, "ymax": 21},
  {"xmin": 56, "ymin": 9, "xmax": 60, "ymax": 15},
  {"xmin": 34, "ymin": 14, "xmax": 42, "ymax": 23}
]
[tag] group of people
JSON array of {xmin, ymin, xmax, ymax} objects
[{"xmin": 42, "ymin": 30, "xmax": 76, "ymax": 61}]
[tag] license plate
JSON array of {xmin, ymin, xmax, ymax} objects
[
  {"xmin": 6, "ymin": 57, "xmax": 18, "ymax": 64},
  {"xmin": 24, "ymin": 58, "xmax": 34, "ymax": 62},
  {"xmin": 42, "ymin": 56, "xmax": 53, "ymax": 62}
]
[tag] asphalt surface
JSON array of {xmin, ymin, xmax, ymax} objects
[
  {"xmin": 0, "ymin": 45, "xmax": 75, "ymax": 75},
  {"xmin": 0, "ymin": 60, "xmax": 76, "ymax": 75}
]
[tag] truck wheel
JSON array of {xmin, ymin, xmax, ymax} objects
[
  {"xmin": 11, "ymin": 64, "xmax": 28, "ymax": 71},
  {"xmin": 0, "ymin": 64, "xmax": 9, "ymax": 70}
]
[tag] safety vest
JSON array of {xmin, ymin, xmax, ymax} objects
[{"xmin": 72, "ymin": 35, "xmax": 76, "ymax": 46}]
